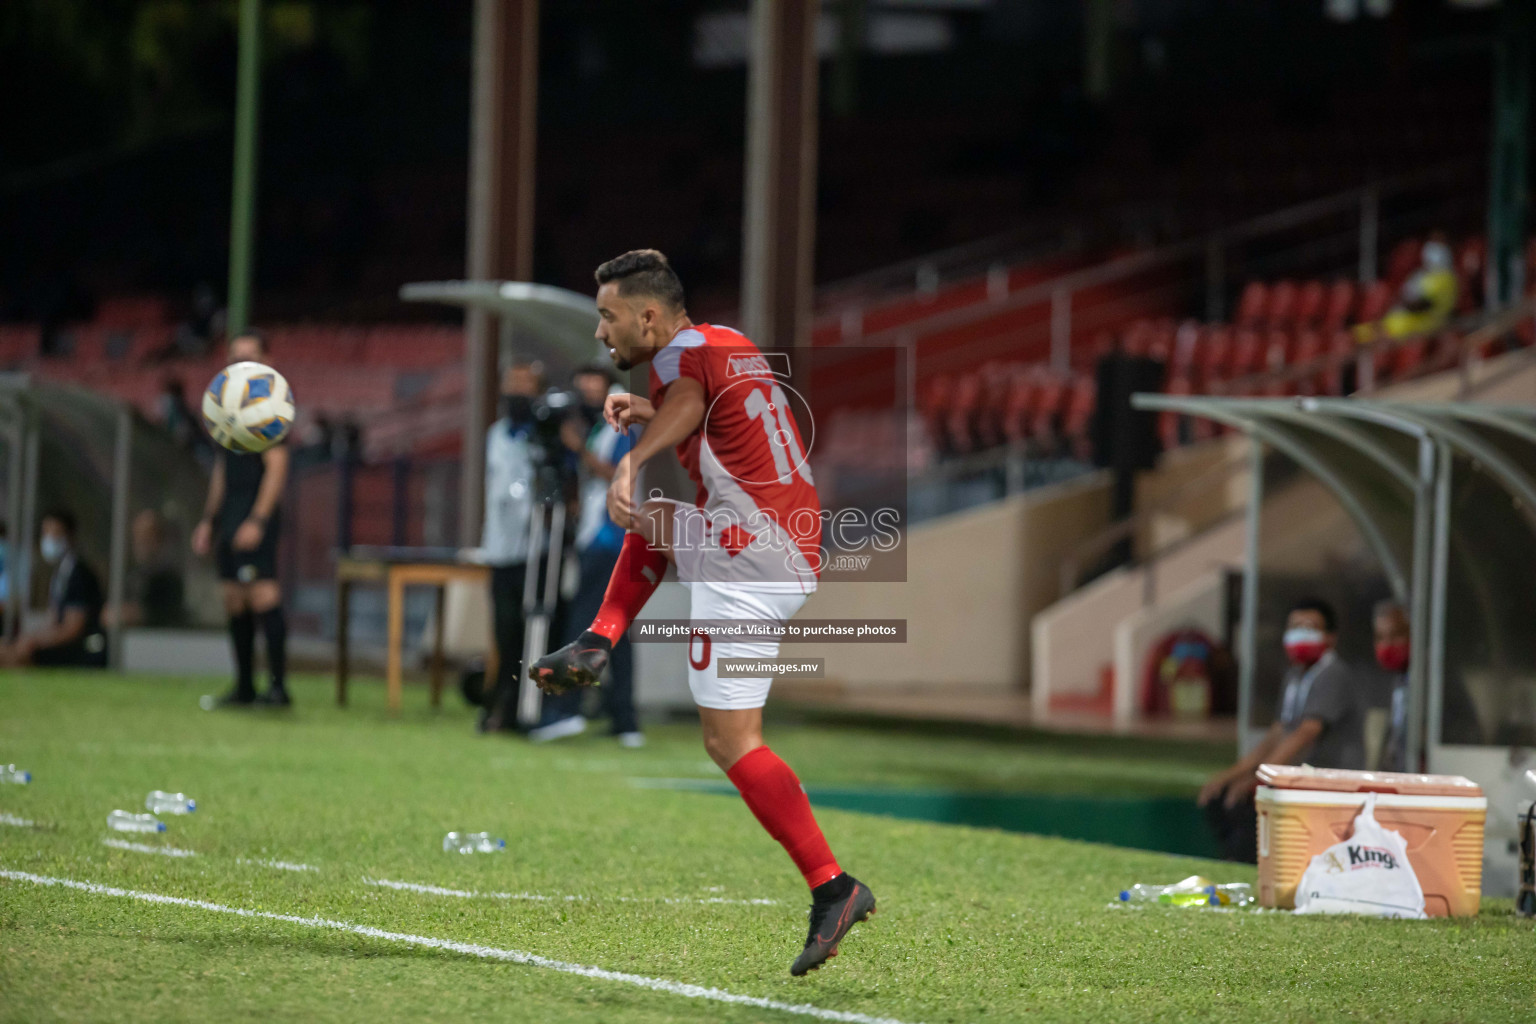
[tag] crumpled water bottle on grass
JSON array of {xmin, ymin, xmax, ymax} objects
[{"xmin": 1117, "ymin": 875, "xmax": 1254, "ymax": 908}]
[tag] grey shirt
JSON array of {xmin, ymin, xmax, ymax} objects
[{"xmin": 1276, "ymin": 650, "xmax": 1365, "ymax": 770}]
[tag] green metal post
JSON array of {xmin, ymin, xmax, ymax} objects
[
  {"xmin": 227, "ymin": 0, "xmax": 263, "ymax": 335},
  {"xmin": 1488, "ymin": 0, "xmax": 1531, "ymax": 310}
]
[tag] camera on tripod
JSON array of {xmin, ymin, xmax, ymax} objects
[{"xmin": 525, "ymin": 388, "xmax": 580, "ymax": 501}]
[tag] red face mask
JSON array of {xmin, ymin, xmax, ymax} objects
[
  {"xmin": 1376, "ymin": 640, "xmax": 1410, "ymax": 672},
  {"xmin": 1283, "ymin": 627, "xmax": 1327, "ymax": 666}
]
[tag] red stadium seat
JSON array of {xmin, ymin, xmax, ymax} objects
[
  {"xmin": 1295, "ymin": 280, "xmax": 1327, "ymax": 327},
  {"xmin": 1456, "ymin": 237, "xmax": 1486, "ymax": 313},
  {"xmin": 946, "ymin": 372, "xmax": 983, "ymax": 453},
  {"xmin": 1001, "ymin": 368, "xmax": 1041, "ymax": 445},
  {"xmin": 1321, "ymin": 279, "xmax": 1357, "ymax": 331},
  {"xmin": 1290, "ymin": 329, "xmax": 1324, "ymax": 394},
  {"xmin": 1195, "ymin": 326, "xmax": 1232, "ymax": 387},
  {"xmin": 1230, "ymin": 329, "xmax": 1264, "ymax": 377},
  {"xmin": 1029, "ymin": 375, "xmax": 1067, "ymax": 442},
  {"xmin": 1121, "ymin": 319, "xmax": 1155, "ymax": 357},
  {"xmin": 1062, "ymin": 375, "xmax": 1096, "ymax": 458},
  {"xmin": 1355, "ymin": 280, "xmax": 1395, "ymax": 324},
  {"xmin": 1263, "ymin": 328, "xmax": 1291, "ymax": 373},
  {"xmin": 1385, "ymin": 238, "xmax": 1422, "ymax": 291},
  {"xmin": 1235, "ymin": 282, "xmax": 1269, "ymax": 327},
  {"xmin": 1266, "ymin": 280, "xmax": 1299, "ymax": 328}
]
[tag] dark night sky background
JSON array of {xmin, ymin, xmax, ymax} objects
[{"xmin": 0, "ymin": 1, "xmax": 1504, "ymax": 325}]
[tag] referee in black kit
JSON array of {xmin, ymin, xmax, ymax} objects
[{"xmin": 192, "ymin": 330, "xmax": 292, "ymax": 709}]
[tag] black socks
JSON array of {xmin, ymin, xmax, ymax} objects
[
  {"xmin": 811, "ymin": 873, "xmax": 854, "ymax": 905},
  {"xmin": 259, "ymin": 607, "xmax": 288, "ymax": 694},
  {"xmin": 230, "ymin": 610, "xmax": 256, "ymax": 699}
]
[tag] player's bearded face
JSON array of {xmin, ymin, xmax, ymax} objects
[{"xmin": 596, "ymin": 284, "xmax": 640, "ymax": 370}]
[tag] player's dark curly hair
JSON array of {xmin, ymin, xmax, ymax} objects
[
  {"xmin": 1289, "ymin": 597, "xmax": 1338, "ymax": 633},
  {"xmin": 41, "ymin": 507, "xmax": 78, "ymax": 538},
  {"xmin": 594, "ymin": 249, "xmax": 686, "ymax": 311}
]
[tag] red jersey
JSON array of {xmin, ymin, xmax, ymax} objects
[{"xmin": 648, "ymin": 324, "xmax": 821, "ymax": 583}]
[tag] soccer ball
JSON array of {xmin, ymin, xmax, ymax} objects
[{"xmin": 201, "ymin": 361, "xmax": 296, "ymax": 453}]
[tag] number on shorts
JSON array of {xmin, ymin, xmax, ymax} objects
[{"xmin": 689, "ymin": 631, "xmax": 712, "ymax": 670}]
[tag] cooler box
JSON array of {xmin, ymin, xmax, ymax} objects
[{"xmin": 1255, "ymin": 764, "xmax": 1486, "ymax": 917}]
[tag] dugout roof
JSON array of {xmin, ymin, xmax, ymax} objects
[{"xmin": 1131, "ymin": 394, "xmax": 1536, "ymax": 765}]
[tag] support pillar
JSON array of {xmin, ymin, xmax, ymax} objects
[
  {"xmin": 463, "ymin": 0, "xmax": 540, "ymax": 544},
  {"xmin": 742, "ymin": 0, "xmax": 819, "ymax": 349},
  {"xmin": 1488, "ymin": 0, "xmax": 1532, "ymax": 310}
]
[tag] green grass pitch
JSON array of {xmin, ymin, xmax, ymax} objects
[{"xmin": 1, "ymin": 672, "xmax": 1532, "ymax": 1023}]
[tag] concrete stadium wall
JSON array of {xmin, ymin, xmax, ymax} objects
[{"xmin": 788, "ymin": 471, "xmax": 1113, "ymax": 693}]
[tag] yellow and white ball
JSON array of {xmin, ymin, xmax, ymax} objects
[{"xmin": 201, "ymin": 361, "xmax": 295, "ymax": 453}]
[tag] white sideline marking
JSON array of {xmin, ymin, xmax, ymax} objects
[
  {"xmin": 0, "ymin": 869, "xmax": 910, "ymax": 1024},
  {"xmin": 101, "ymin": 838, "xmax": 196, "ymax": 858},
  {"xmin": 1, "ymin": 813, "xmax": 35, "ymax": 827},
  {"xmin": 365, "ymin": 876, "xmax": 778, "ymax": 906},
  {"xmin": 239, "ymin": 857, "xmax": 319, "ymax": 873}
]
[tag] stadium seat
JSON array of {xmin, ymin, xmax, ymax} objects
[
  {"xmin": 1061, "ymin": 375, "xmax": 1096, "ymax": 458},
  {"xmin": 1235, "ymin": 281, "xmax": 1269, "ymax": 327},
  {"xmin": 1194, "ymin": 326, "xmax": 1232, "ymax": 388},
  {"xmin": 1290, "ymin": 329, "xmax": 1324, "ymax": 394},
  {"xmin": 1001, "ymin": 368, "xmax": 1040, "ymax": 445},
  {"xmin": 1230, "ymin": 328, "xmax": 1264, "ymax": 377},
  {"xmin": 1354, "ymin": 280, "xmax": 1395, "ymax": 324},
  {"xmin": 1321, "ymin": 279, "xmax": 1357, "ymax": 331},
  {"xmin": 945, "ymin": 372, "xmax": 983, "ymax": 453},
  {"xmin": 1263, "ymin": 328, "xmax": 1291, "ymax": 373},
  {"xmin": 1294, "ymin": 280, "xmax": 1327, "ymax": 327},
  {"xmin": 1385, "ymin": 237, "xmax": 1423, "ymax": 290},
  {"xmin": 1266, "ymin": 280, "xmax": 1299, "ymax": 328},
  {"xmin": 1028, "ymin": 374, "xmax": 1067, "ymax": 444},
  {"xmin": 1456, "ymin": 237, "xmax": 1486, "ymax": 312}
]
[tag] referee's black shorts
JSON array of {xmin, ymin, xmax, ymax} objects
[{"xmin": 215, "ymin": 518, "xmax": 281, "ymax": 584}]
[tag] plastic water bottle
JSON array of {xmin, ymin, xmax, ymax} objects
[
  {"xmin": 1119, "ymin": 875, "xmax": 1221, "ymax": 907},
  {"xmin": 146, "ymin": 791, "xmax": 197, "ymax": 815},
  {"xmin": 108, "ymin": 810, "xmax": 166, "ymax": 833},
  {"xmin": 443, "ymin": 831, "xmax": 505, "ymax": 854},
  {"xmin": 0, "ymin": 764, "xmax": 30, "ymax": 784}
]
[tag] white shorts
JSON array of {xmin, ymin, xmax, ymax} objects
[{"xmin": 684, "ymin": 581, "xmax": 808, "ymax": 710}]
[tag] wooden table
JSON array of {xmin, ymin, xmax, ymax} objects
[{"xmin": 335, "ymin": 548, "xmax": 495, "ymax": 713}]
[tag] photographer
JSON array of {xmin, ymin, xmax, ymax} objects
[{"xmin": 477, "ymin": 360, "xmax": 583, "ymax": 736}]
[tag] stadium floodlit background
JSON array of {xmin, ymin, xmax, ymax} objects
[{"xmin": 3, "ymin": 2, "xmax": 1536, "ymax": 1022}]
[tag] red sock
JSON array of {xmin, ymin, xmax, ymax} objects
[
  {"xmin": 589, "ymin": 533, "xmax": 668, "ymax": 642},
  {"xmin": 726, "ymin": 745, "xmax": 841, "ymax": 890}
]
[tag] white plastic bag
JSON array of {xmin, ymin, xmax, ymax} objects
[{"xmin": 1294, "ymin": 793, "xmax": 1427, "ymax": 919}]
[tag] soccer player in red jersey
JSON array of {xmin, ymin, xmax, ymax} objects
[{"xmin": 532, "ymin": 250, "xmax": 875, "ymax": 975}]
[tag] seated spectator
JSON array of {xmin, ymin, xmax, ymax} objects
[
  {"xmin": 1198, "ymin": 598, "xmax": 1363, "ymax": 861},
  {"xmin": 0, "ymin": 510, "xmax": 108, "ymax": 668},
  {"xmin": 108, "ymin": 509, "xmax": 187, "ymax": 629},
  {"xmin": 1356, "ymin": 235, "xmax": 1458, "ymax": 343}
]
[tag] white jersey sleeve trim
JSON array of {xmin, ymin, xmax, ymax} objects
[{"xmin": 652, "ymin": 329, "xmax": 707, "ymax": 385}]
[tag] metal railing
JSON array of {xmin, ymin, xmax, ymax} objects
[{"xmin": 841, "ymin": 163, "xmax": 1480, "ymax": 373}]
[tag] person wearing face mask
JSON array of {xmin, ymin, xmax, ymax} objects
[
  {"xmin": 0, "ymin": 509, "xmax": 107, "ymax": 669},
  {"xmin": 476, "ymin": 360, "xmax": 582, "ymax": 736},
  {"xmin": 1198, "ymin": 598, "xmax": 1363, "ymax": 861}
]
